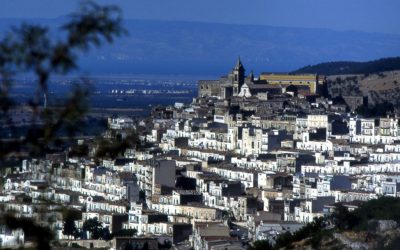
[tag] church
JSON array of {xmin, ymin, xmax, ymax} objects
[
  {"xmin": 198, "ymin": 58, "xmax": 322, "ymax": 100},
  {"xmin": 198, "ymin": 57, "xmax": 247, "ymax": 99}
]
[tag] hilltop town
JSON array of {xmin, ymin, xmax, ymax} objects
[{"xmin": 2, "ymin": 59, "xmax": 400, "ymax": 249}]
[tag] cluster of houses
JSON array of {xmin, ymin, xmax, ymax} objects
[{"xmin": 1, "ymin": 60, "xmax": 400, "ymax": 249}]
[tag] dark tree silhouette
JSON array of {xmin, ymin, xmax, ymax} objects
[
  {"xmin": 62, "ymin": 209, "xmax": 82, "ymax": 239},
  {"xmin": 0, "ymin": 0, "xmax": 125, "ymax": 161},
  {"xmin": 63, "ymin": 217, "xmax": 78, "ymax": 240},
  {"xmin": 329, "ymin": 203, "xmax": 358, "ymax": 231},
  {"xmin": 3, "ymin": 215, "xmax": 54, "ymax": 250},
  {"xmin": 0, "ymin": 1, "xmax": 125, "ymax": 249},
  {"xmin": 82, "ymin": 217, "xmax": 110, "ymax": 240}
]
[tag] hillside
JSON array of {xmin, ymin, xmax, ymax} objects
[
  {"xmin": 286, "ymin": 197, "xmax": 400, "ymax": 250},
  {"xmin": 293, "ymin": 57, "xmax": 400, "ymax": 75},
  {"xmin": 1, "ymin": 19, "xmax": 400, "ymax": 75},
  {"xmin": 250, "ymin": 197, "xmax": 400, "ymax": 250},
  {"xmin": 327, "ymin": 70, "xmax": 400, "ymax": 111}
]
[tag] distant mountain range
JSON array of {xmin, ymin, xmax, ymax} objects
[
  {"xmin": 0, "ymin": 18, "xmax": 400, "ymax": 75},
  {"xmin": 293, "ymin": 57, "xmax": 400, "ymax": 75}
]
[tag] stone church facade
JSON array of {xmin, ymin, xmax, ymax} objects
[
  {"xmin": 198, "ymin": 58, "xmax": 247, "ymax": 99},
  {"xmin": 198, "ymin": 58, "xmax": 321, "ymax": 100}
]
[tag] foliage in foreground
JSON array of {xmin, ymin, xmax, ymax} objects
[
  {"xmin": 341, "ymin": 196, "xmax": 400, "ymax": 230},
  {"xmin": 251, "ymin": 196, "xmax": 400, "ymax": 250},
  {"xmin": 0, "ymin": 0, "xmax": 125, "ymax": 161},
  {"xmin": 0, "ymin": 0, "xmax": 125, "ymax": 249}
]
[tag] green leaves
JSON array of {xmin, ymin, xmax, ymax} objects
[
  {"xmin": 82, "ymin": 217, "xmax": 111, "ymax": 240},
  {"xmin": 0, "ymin": 0, "xmax": 126, "ymax": 160},
  {"xmin": 4, "ymin": 215, "xmax": 54, "ymax": 250},
  {"xmin": 64, "ymin": 1, "xmax": 126, "ymax": 50},
  {"xmin": 0, "ymin": 1, "xmax": 126, "ymax": 248}
]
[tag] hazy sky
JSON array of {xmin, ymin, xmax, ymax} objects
[{"xmin": 1, "ymin": 0, "xmax": 399, "ymax": 34}]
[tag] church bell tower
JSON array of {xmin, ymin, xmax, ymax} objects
[{"xmin": 232, "ymin": 57, "xmax": 245, "ymax": 96}]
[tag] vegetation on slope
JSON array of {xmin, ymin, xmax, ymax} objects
[
  {"xmin": 0, "ymin": 1, "xmax": 125, "ymax": 249},
  {"xmin": 250, "ymin": 197, "xmax": 400, "ymax": 250},
  {"xmin": 325, "ymin": 71, "xmax": 400, "ymax": 116},
  {"xmin": 293, "ymin": 57, "xmax": 400, "ymax": 75}
]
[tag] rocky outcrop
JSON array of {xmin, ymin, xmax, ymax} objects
[{"xmin": 284, "ymin": 220, "xmax": 400, "ymax": 250}]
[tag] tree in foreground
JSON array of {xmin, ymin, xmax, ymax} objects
[
  {"xmin": 0, "ymin": 0, "xmax": 125, "ymax": 161},
  {"xmin": 0, "ymin": 0, "xmax": 125, "ymax": 249}
]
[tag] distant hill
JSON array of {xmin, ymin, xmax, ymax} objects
[
  {"xmin": 1, "ymin": 18, "xmax": 400, "ymax": 75},
  {"xmin": 293, "ymin": 57, "xmax": 400, "ymax": 75}
]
